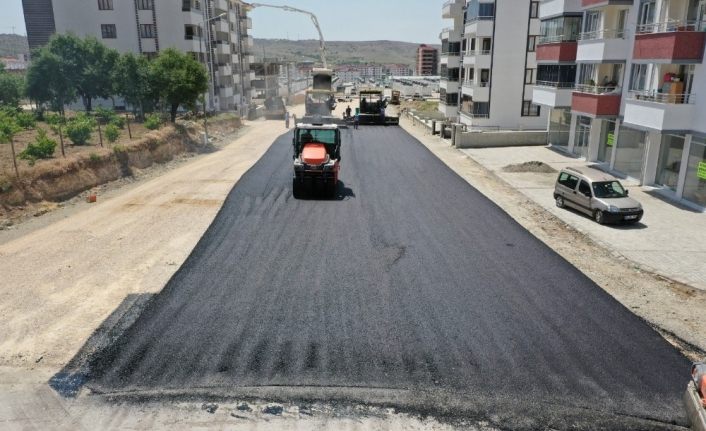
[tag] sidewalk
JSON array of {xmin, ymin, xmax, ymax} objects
[{"xmin": 462, "ymin": 145, "xmax": 706, "ymax": 292}]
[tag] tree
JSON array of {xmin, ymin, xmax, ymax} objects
[
  {"xmin": 0, "ymin": 111, "xmax": 22, "ymax": 179},
  {"xmin": 25, "ymin": 48, "xmax": 76, "ymax": 115},
  {"xmin": 149, "ymin": 49, "xmax": 208, "ymax": 122},
  {"xmin": 27, "ymin": 34, "xmax": 118, "ymax": 112},
  {"xmin": 113, "ymin": 53, "xmax": 153, "ymax": 119},
  {"xmin": 0, "ymin": 71, "xmax": 24, "ymax": 108}
]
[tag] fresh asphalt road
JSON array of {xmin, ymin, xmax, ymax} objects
[{"xmin": 89, "ymin": 126, "xmax": 690, "ymax": 430}]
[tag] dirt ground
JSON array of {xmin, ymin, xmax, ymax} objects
[
  {"xmin": 398, "ymin": 113, "xmax": 706, "ymax": 362},
  {"xmin": 0, "ymin": 119, "xmax": 152, "ymax": 180}
]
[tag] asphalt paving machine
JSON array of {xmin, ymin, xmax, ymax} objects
[
  {"xmin": 292, "ymin": 122, "xmax": 341, "ymax": 199},
  {"xmin": 358, "ymin": 89, "xmax": 399, "ymax": 125}
]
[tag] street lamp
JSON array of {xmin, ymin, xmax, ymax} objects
[{"xmin": 198, "ymin": 12, "xmax": 226, "ymax": 143}]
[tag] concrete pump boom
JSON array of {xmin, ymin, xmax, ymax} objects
[{"xmin": 237, "ymin": 1, "xmax": 328, "ymax": 69}]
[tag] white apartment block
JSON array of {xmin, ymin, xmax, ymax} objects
[
  {"xmin": 533, "ymin": 0, "xmax": 706, "ymax": 208},
  {"xmin": 22, "ymin": 0, "xmax": 255, "ymax": 114},
  {"xmin": 440, "ymin": 0, "xmax": 548, "ymax": 130}
]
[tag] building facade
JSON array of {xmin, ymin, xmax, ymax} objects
[
  {"xmin": 416, "ymin": 44, "xmax": 439, "ymax": 76},
  {"xmin": 440, "ymin": 0, "xmax": 548, "ymax": 131},
  {"xmin": 533, "ymin": 0, "xmax": 706, "ymax": 208},
  {"xmin": 22, "ymin": 0, "xmax": 255, "ymax": 114}
]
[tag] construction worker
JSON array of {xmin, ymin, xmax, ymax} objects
[
  {"xmin": 345, "ymin": 105, "xmax": 352, "ymax": 119},
  {"xmin": 353, "ymin": 112, "xmax": 360, "ymax": 130}
]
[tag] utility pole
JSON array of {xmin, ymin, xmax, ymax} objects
[{"xmin": 198, "ymin": 12, "xmax": 225, "ymax": 144}]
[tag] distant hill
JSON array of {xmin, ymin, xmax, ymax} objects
[
  {"xmin": 253, "ymin": 39, "xmax": 440, "ymax": 67},
  {"xmin": 0, "ymin": 34, "xmax": 29, "ymax": 58}
]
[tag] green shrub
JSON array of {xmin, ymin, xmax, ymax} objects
[
  {"xmin": 65, "ymin": 114, "xmax": 95, "ymax": 145},
  {"xmin": 19, "ymin": 128, "xmax": 57, "ymax": 162},
  {"xmin": 89, "ymin": 152, "xmax": 101, "ymax": 162},
  {"xmin": 110, "ymin": 115, "xmax": 125, "ymax": 129},
  {"xmin": 44, "ymin": 113, "xmax": 62, "ymax": 126},
  {"xmin": 113, "ymin": 144, "xmax": 126, "ymax": 154},
  {"xmin": 14, "ymin": 111, "xmax": 36, "ymax": 129},
  {"xmin": 104, "ymin": 124, "xmax": 120, "ymax": 143},
  {"xmin": 144, "ymin": 113, "xmax": 162, "ymax": 130}
]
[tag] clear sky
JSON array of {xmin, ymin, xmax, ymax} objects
[{"xmin": 1, "ymin": 0, "xmax": 445, "ymax": 44}]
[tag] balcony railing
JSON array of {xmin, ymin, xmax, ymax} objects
[
  {"xmin": 460, "ymin": 111, "xmax": 490, "ymax": 119},
  {"xmin": 578, "ymin": 29, "xmax": 627, "ymax": 41},
  {"xmin": 442, "ymin": 51, "xmax": 462, "ymax": 56},
  {"xmin": 466, "ymin": 49, "xmax": 492, "ymax": 55},
  {"xmin": 637, "ymin": 20, "xmax": 706, "ymax": 34},
  {"xmin": 536, "ymin": 81, "xmax": 575, "ymax": 89},
  {"xmin": 466, "ymin": 15, "xmax": 495, "ymax": 23},
  {"xmin": 628, "ymin": 90, "xmax": 695, "ymax": 104},
  {"xmin": 464, "ymin": 80, "xmax": 491, "ymax": 87},
  {"xmin": 574, "ymin": 84, "xmax": 621, "ymax": 94},
  {"xmin": 538, "ymin": 34, "xmax": 578, "ymax": 44}
]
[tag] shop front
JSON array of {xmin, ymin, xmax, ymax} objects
[
  {"xmin": 548, "ymin": 108, "xmax": 572, "ymax": 152},
  {"xmin": 684, "ymin": 136, "xmax": 706, "ymax": 207},
  {"xmin": 613, "ymin": 126, "xmax": 647, "ymax": 180}
]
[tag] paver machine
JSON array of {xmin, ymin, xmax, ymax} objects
[
  {"xmin": 292, "ymin": 122, "xmax": 341, "ymax": 198},
  {"xmin": 358, "ymin": 89, "xmax": 399, "ymax": 125}
]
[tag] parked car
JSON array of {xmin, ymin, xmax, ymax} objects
[{"xmin": 553, "ymin": 166, "xmax": 644, "ymax": 224}]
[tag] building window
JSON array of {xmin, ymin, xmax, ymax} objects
[
  {"xmin": 143, "ymin": 52, "xmax": 158, "ymax": 60},
  {"xmin": 525, "ymin": 68, "xmax": 535, "ymax": 84},
  {"xmin": 522, "ymin": 100, "xmax": 540, "ymax": 116},
  {"xmin": 527, "ymin": 36, "xmax": 536, "ymax": 52},
  {"xmin": 140, "ymin": 24, "xmax": 156, "ymax": 38},
  {"xmin": 101, "ymin": 24, "xmax": 117, "ymax": 39},
  {"xmin": 184, "ymin": 24, "xmax": 202, "ymax": 40},
  {"xmin": 182, "ymin": 0, "xmax": 201, "ymax": 11},
  {"xmin": 530, "ymin": 1, "xmax": 539, "ymax": 18},
  {"xmin": 98, "ymin": 0, "xmax": 113, "ymax": 10},
  {"xmin": 137, "ymin": 0, "xmax": 153, "ymax": 10}
]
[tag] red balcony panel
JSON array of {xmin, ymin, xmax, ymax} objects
[
  {"xmin": 571, "ymin": 92, "xmax": 621, "ymax": 116},
  {"xmin": 582, "ymin": 0, "xmax": 606, "ymax": 6},
  {"xmin": 633, "ymin": 32, "xmax": 706, "ymax": 61},
  {"xmin": 537, "ymin": 42, "xmax": 578, "ymax": 62}
]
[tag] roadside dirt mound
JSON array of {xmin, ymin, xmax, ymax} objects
[
  {"xmin": 0, "ymin": 117, "xmax": 241, "ymax": 212},
  {"xmin": 502, "ymin": 161, "xmax": 557, "ymax": 174}
]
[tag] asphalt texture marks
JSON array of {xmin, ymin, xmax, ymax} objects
[{"xmin": 89, "ymin": 126, "xmax": 689, "ymax": 429}]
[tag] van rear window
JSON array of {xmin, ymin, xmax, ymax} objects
[{"xmin": 558, "ymin": 172, "xmax": 579, "ymax": 189}]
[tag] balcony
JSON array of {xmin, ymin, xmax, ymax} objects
[
  {"xmin": 441, "ymin": 26, "xmax": 462, "ymax": 42},
  {"xmin": 540, "ymin": 0, "xmax": 582, "ymax": 18},
  {"xmin": 633, "ymin": 21, "xmax": 706, "ymax": 62},
  {"xmin": 532, "ymin": 81, "xmax": 575, "ymax": 107},
  {"xmin": 581, "ymin": 0, "xmax": 634, "ymax": 7},
  {"xmin": 577, "ymin": 29, "xmax": 630, "ymax": 62},
  {"xmin": 465, "ymin": 18, "xmax": 494, "ymax": 37},
  {"xmin": 537, "ymin": 37, "xmax": 578, "ymax": 63},
  {"xmin": 462, "ymin": 81, "xmax": 490, "ymax": 101},
  {"xmin": 463, "ymin": 50, "xmax": 492, "ymax": 68},
  {"xmin": 442, "ymin": 0, "xmax": 463, "ymax": 19},
  {"xmin": 623, "ymin": 90, "xmax": 695, "ymax": 131},
  {"xmin": 571, "ymin": 84, "xmax": 622, "ymax": 116}
]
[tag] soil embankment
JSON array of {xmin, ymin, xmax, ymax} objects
[{"xmin": 0, "ymin": 117, "xmax": 241, "ymax": 218}]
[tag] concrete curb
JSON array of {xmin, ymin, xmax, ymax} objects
[{"xmin": 684, "ymin": 381, "xmax": 706, "ymax": 431}]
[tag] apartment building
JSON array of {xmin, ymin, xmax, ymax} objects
[
  {"xmin": 416, "ymin": 44, "xmax": 439, "ymax": 76},
  {"xmin": 440, "ymin": 0, "xmax": 548, "ymax": 131},
  {"xmin": 533, "ymin": 0, "xmax": 706, "ymax": 208},
  {"xmin": 22, "ymin": 0, "xmax": 255, "ymax": 114}
]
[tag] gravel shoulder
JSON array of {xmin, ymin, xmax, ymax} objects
[
  {"xmin": 0, "ymin": 110, "xmax": 302, "ymax": 369},
  {"xmin": 399, "ymin": 114, "xmax": 706, "ymax": 358}
]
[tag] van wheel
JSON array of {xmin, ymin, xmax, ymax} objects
[
  {"xmin": 555, "ymin": 195, "xmax": 565, "ymax": 208},
  {"xmin": 594, "ymin": 210, "xmax": 605, "ymax": 224}
]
